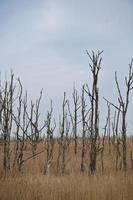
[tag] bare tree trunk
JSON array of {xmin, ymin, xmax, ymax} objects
[
  {"xmin": 86, "ymin": 50, "xmax": 103, "ymax": 174},
  {"xmin": 81, "ymin": 86, "xmax": 86, "ymax": 173},
  {"xmin": 80, "ymin": 85, "xmax": 90, "ymax": 173},
  {"xmin": 67, "ymin": 86, "xmax": 80, "ymax": 154},
  {"xmin": 101, "ymin": 102, "xmax": 110, "ymax": 172},
  {"xmin": 104, "ymin": 59, "xmax": 133, "ymax": 171},
  {"xmin": 44, "ymin": 100, "xmax": 56, "ymax": 176},
  {"xmin": 1, "ymin": 73, "xmax": 14, "ymax": 174},
  {"xmin": 57, "ymin": 93, "xmax": 70, "ymax": 175},
  {"xmin": 115, "ymin": 61, "xmax": 133, "ymax": 171}
]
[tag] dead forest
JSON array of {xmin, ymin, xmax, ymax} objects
[{"xmin": 0, "ymin": 50, "xmax": 133, "ymax": 178}]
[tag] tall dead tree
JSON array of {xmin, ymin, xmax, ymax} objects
[
  {"xmin": 13, "ymin": 78, "xmax": 23, "ymax": 170},
  {"xmin": 13, "ymin": 90, "xmax": 30, "ymax": 172},
  {"xmin": 0, "ymin": 75, "xmax": 4, "ymax": 144},
  {"xmin": 1, "ymin": 73, "xmax": 14, "ymax": 173},
  {"xmin": 104, "ymin": 59, "xmax": 133, "ymax": 171},
  {"xmin": 44, "ymin": 100, "xmax": 56, "ymax": 176},
  {"xmin": 114, "ymin": 106, "xmax": 122, "ymax": 171},
  {"xmin": 107, "ymin": 104, "xmax": 111, "ymax": 154},
  {"xmin": 25, "ymin": 90, "xmax": 46, "ymax": 159},
  {"xmin": 30, "ymin": 90, "xmax": 43, "ymax": 157},
  {"xmin": 68, "ymin": 86, "xmax": 81, "ymax": 154},
  {"xmin": 57, "ymin": 92, "xmax": 70, "ymax": 175},
  {"xmin": 17, "ymin": 93, "xmax": 29, "ymax": 172},
  {"xmin": 86, "ymin": 50, "xmax": 103, "ymax": 174},
  {"xmin": 115, "ymin": 60, "xmax": 133, "ymax": 171},
  {"xmin": 80, "ymin": 85, "xmax": 90, "ymax": 173},
  {"xmin": 101, "ymin": 102, "xmax": 110, "ymax": 172}
]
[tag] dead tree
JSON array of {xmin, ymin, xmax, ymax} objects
[
  {"xmin": 26, "ymin": 90, "xmax": 46, "ymax": 159},
  {"xmin": 112, "ymin": 110, "xmax": 116, "ymax": 147},
  {"xmin": 80, "ymin": 85, "xmax": 90, "ymax": 173},
  {"xmin": 13, "ymin": 78, "xmax": 23, "ymax": 169},
  {"xmin": 114, "ymin": 106, "xmax": 122, "ymax": 171},
  {"xmin": 68, "ymin": 85, "xmax": 81, "ymax": 154},
  {"xmin": 17, "ymin": 93, "xmax": 29, "ymax": 172},
  {"xmin": 85, "ymin": 50, "xmax": 103, "ymax": 174},
  {"xmin": 0, "ymin": 73, "xmax": 14, "ymax": 173},
  {"xmin": 104, "ymin": 59, "xmax": 133, "ymax": 171},
  {"xmin": 101, "ymin": 102, "xmax": 110, "ymax": 172},
  {"xmin": 115, "ymin": 61, "xmax": 133, "ymax": 171},
  {"xmin": 44, "ymin": 100, "xmax": 56, "ymax": 176},
  {"xmin": 13, "ymin": 90, "xmax": 30, "ymax": 172},
  {"xmin": 30, "ymin": 90, "xmax": 43, "ymax": 157},
  {"xmin": 107, "ymin": 104, "xmax": 111, "ymax": 154},
  {"xmin": 0, "ymin": 76, "xmax": 4, "ymax": 144},
  {"xmin": 57, "ymin": 92, "xmax": 70, "ymax": 175}
]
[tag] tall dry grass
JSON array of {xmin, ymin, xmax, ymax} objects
[
  {"xmin": 0, "ymin": 140, "xmax": 133, "ymax": 200},
  {"xmin": 0, "ymin": 172, "xmax": 133, "ymax": 200}
]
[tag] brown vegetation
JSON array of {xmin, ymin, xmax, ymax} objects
[{"xmin": 0, "ymin": 140, "xmax": 133, "ymax": 200}]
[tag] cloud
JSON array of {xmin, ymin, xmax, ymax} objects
[{"xmin": 38, "ymin": 3, "xmax": 65, "ymax": 30}]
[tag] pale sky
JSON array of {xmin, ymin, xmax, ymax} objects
[{"xmin": 0, "ymin": 0, "xmax": 133, "ymax": 132}]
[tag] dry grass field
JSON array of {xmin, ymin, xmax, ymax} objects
[
  {"xmin": 0, "ymin": 172, "xmax": 133, "ymax": 200},
  {"xmin": 0, "ymin": 140, "xmax": 133, "ymax": 200}
]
